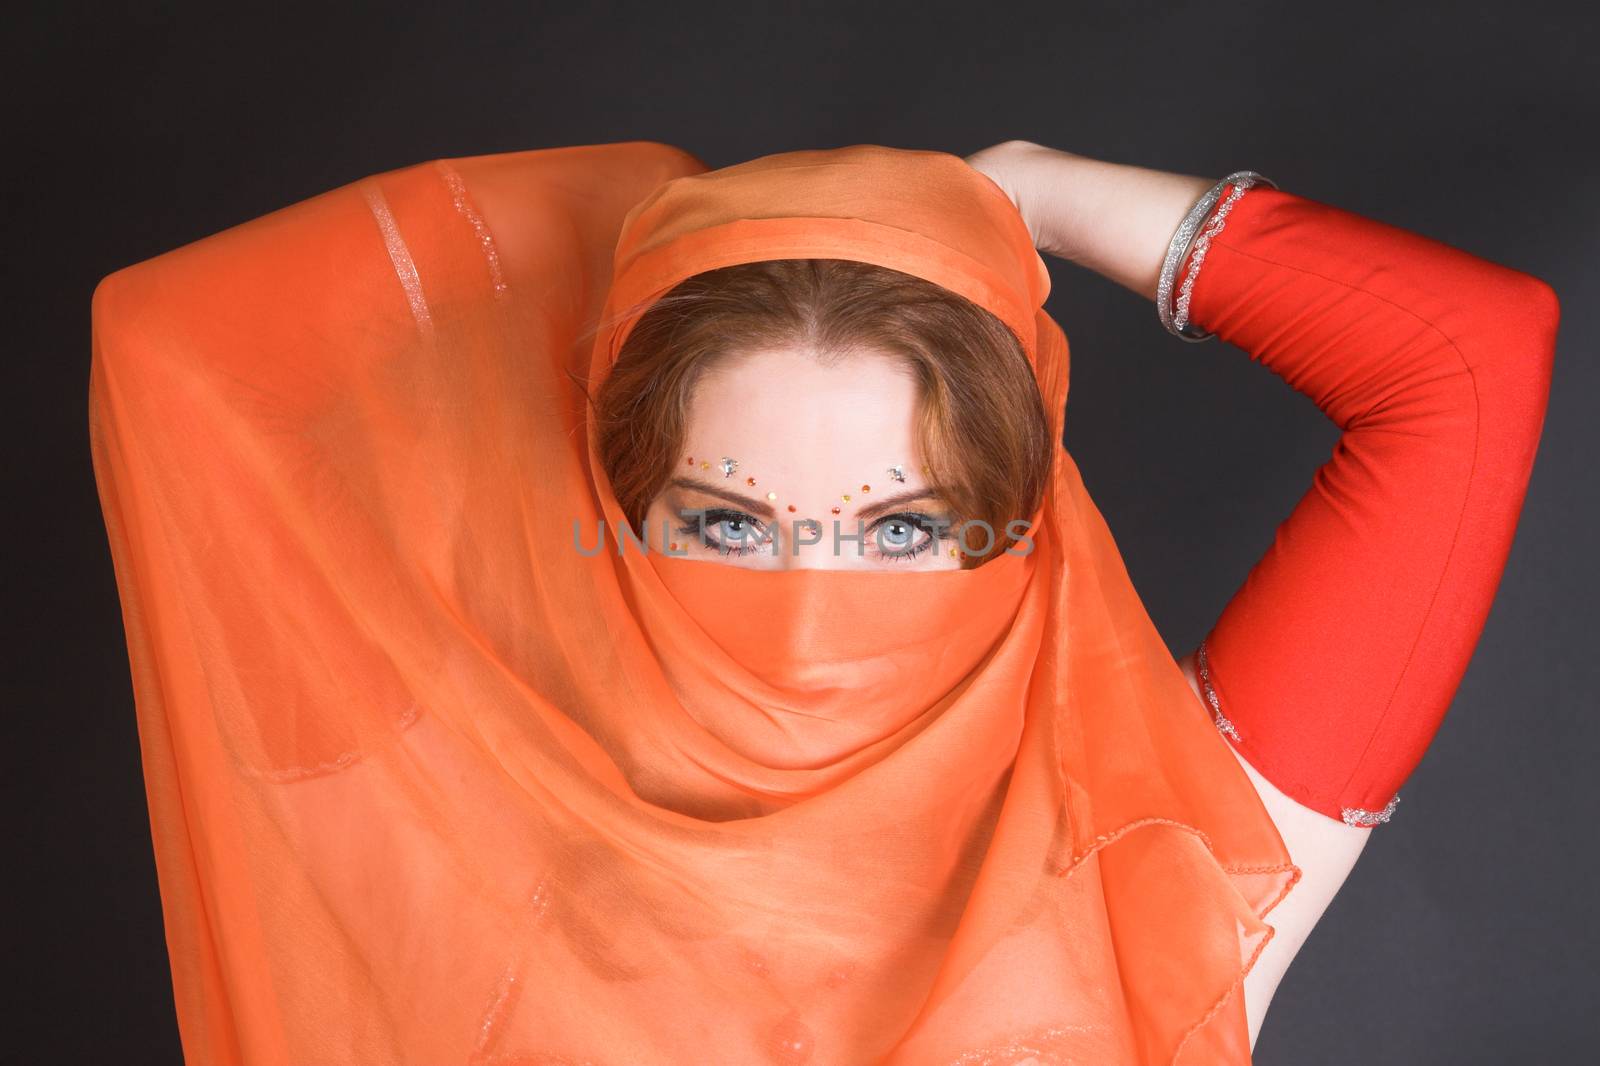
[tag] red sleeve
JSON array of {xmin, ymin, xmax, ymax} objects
[{"xmin": 1183, "ymin": 185, "xmax": 1560, "ymax": 827}]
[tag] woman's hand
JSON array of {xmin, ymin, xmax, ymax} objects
[{"xmin": 964, "ymin": 140, "xmax": 1216, "ymax": 303}]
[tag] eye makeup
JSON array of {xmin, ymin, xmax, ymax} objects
[
  {"xmin": 672, "ymin": 501, "xmax": 953, "ymax": 562},
  {"xmin": 675, "ymin": 507, "xmax": 774, "ymax": 556},
  {"xmin": 665, "ymin": 462, "xmax": 955, "ymax": 564},
  {"xmin": 867, "ymin": 511, "xmax": 948, "ymax": 561}
]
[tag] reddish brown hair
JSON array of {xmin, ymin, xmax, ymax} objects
[{"xmin": 590, "ymin": 258, "xmax": 1053, "ymax": 566}]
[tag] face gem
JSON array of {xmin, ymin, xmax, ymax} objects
[
  {"xmin": 887, "ymin": 465, "xmax": 906, "ymax": 483},
  {"xmin": 720, "ymin": 457, "xmax": 738, "ymax": 478}
]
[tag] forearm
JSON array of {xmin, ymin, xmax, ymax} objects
[{"xmin": 983, "ymin": 142, "xmax": 1215, "ymax": 300}]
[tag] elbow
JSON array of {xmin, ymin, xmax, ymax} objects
[
  {"xmin": 1522, "ymin": 272, "xmax": 1561, "ymax": 325},
  {"xmin": 1474, "ymin": 272, "xmax": 1559, "ymax": 471},
  {"xmin": 1503, "ymin": 267, "xmax": 1562, "ymax": 341},
  {"xmin": 90, "ymin": 267, "xmax": 146, "ymax": 357},
  {"xmin": 1516, "ymin": 274, "xmax": 1561, "ymax": 401},
  {"xmin": 1523, "ymin": 273, "xmax": 1562, "ymax": 362},
  {"xmin": 1509, "ymin": 269, "xmax": 1561, "ymax": 352},
  {"xmin": 89, "ymin": 270, "xmax": 132, "ymax": 374},
  {"xmin": 91, "ymin": 263, "xmax": 168, "ymax": 376},
  {"xmin": 1462, "ymin": 270, "xmax": 1561, "ymax": 392}
]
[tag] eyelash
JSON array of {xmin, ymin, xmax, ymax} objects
[
  {"xmin": 873, "ymin": 513, "xmax": 940, "ymax": 561},
  {"xmin": 675, "ymin": 509, "xmax": 943, "ymax": 560},
  {"xmin": 676, "ymin": 508, "xmax": 769, "ymax": 557}
]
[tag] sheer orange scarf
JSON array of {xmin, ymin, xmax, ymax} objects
[{"xmin": 89, "ymin": 141, "xmax": 1300, "ymax": 1065}]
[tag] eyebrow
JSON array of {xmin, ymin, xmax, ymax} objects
[
  {"xmin": 666, "ymin": 477, "xmax": 776, "ymax": 519},
  {"xmin": 666, "ymin": 477, "xmax": 946, "ymax": 522}
]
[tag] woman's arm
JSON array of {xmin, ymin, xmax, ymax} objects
[
  {"xmin": 967, "ymin": 140, "xmax": 1560, "ymax": 1044},
  {"xmin": 966, "ymin": 141, "xmax": 1215, "ymax": 296}
]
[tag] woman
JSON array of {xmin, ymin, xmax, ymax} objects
[{"xmin": 89, "ymin": 140, "xmax": 1557, "ymax": 1064}]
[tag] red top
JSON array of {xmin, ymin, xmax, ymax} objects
[{"xmin": 1184, "ymin": 185, "xmax": 1560, "ymax": 825}]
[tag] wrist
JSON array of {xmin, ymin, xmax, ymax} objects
[
  {"xmin": 1013, "ymin": 148, "xmax": 1215, "ymax": 300},
  {"xmin": 998, "ymin": 144, "xmax": 1108, "ymax": 261}
]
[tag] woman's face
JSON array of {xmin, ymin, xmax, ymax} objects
[{"xmin": 643, "ymin": 345, "xmax": 962, "ymax": 570}]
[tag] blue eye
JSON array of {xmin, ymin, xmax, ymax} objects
[
  {"xmin": 871, "ymin": 513, "xmax": 941, "ymax": 560},
  {"xmin": 677, "ymin": 508, "xmax": 769, "ymax": 556},
  {"xmin": 880, "ymin": 520, "xmax": 916, "ymax": 548},
  {"xmin": 713, "ymin": 516, "xmax": 753, "ymax": 542}
]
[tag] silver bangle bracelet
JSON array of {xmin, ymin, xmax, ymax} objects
[{"xmin": 1155, "ymin": 170, "xmax": 1278, "ymax": 342}]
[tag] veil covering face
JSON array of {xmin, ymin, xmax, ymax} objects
[{"xmin": 89, "ymin": 142, "xmax": 1301, "ymax": 1065}]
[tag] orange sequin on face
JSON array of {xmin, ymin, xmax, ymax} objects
[
  {"xmin": 746, "ymin": 476, "xmax": 756, "ymax": 486},
  {"xmin": 700, "ymin": 461, "xmax": 710, "ymax": 471},
  {"xmin": 830, "ymin": 506, "xmax": 841, "ymax": 515},
  {"xmin": 787, "ymin": 504, "xmax": 797, "ymax": 512},
  {"xmin": 686, "ymin": 456, "xmax": 694, "ymax": 466},
  {"xmin": 861, "ymin": 484, "xmax": 870, "ymax": 492}
]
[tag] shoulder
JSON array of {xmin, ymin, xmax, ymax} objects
[{"xmin": 1176, "ymin": 648, "xmax": 1375, "ymax": 1050}]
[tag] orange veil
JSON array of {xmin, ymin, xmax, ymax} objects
[{"xmin": 89, "ymin": 141, "xmax": 1301, "ymax": 1065}]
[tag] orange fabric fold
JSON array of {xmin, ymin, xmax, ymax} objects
[{"xmin": 89, "ymin": 140, "xmax": 1301, "ymax": 1064}]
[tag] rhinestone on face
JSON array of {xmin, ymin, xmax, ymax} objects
[
  {"xmin": 887, "ymin": 465, "xmax": 906, "ymax": 483},
  {"xmin": 766, "ymin": 491, "xmax": 777, "ymax": 502},
  {"xmin": 841, "ymin": 494, "xmax": 851, "ymax": 503},
  {"xmin": 861, "ymin": 483, "xmax": 870, "ymax": 493},
  {"xmin": 720, "ymin": 457, "xmax": 738, "ymax": 478},
  {"xmin": 830, "ymin": 506, "xmax": 841, "ymax": 515},
  {"xmin": 700, "ymin": 461, "xmax": 710, "ymax": 471},
  {"xmin": 787, "ymin": 504, "xmax": 797, "ymax": 512},
  {"xmin": 746, "ymin": 476, "xmax": 756, "ymax": 487}
]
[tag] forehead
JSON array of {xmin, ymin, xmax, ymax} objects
[{"xmin": 684, "ymin": 346, "xmax": 924, "ymax": 474}]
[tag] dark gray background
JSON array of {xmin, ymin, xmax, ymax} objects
[{"xmin": 9, "ymin": 2, "xmax": 1595, "ymax": 1062}]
